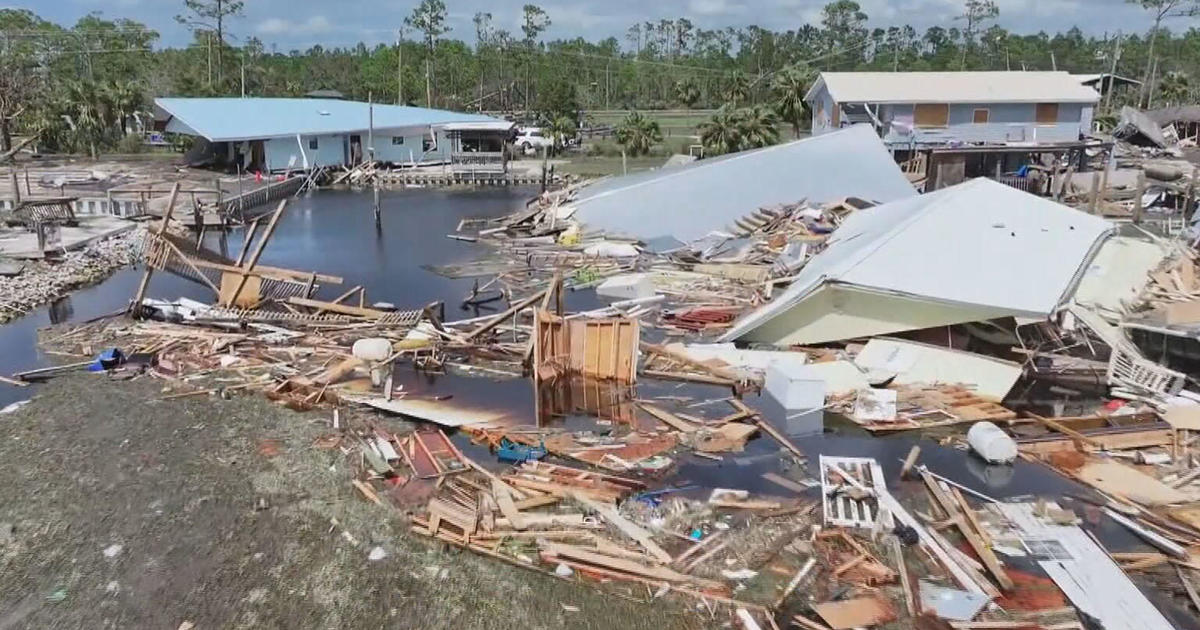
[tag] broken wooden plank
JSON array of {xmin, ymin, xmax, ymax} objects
[{"xmin": 571, "ymin": 492, "xmax": 672, "ymax": 564}]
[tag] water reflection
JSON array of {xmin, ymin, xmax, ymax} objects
[{"xmin": 47, "ymin": 296, "xmax": 73, "ymax": 325}]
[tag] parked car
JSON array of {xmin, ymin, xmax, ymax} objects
[{"xmin": 514, "ymin": 127, "xmax": 554, "ymax": 153}]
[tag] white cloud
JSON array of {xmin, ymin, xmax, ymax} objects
[
  {"xmin": 689, "ymin": 0, "xmax": 740, "ymax": 16},
  {"xmin": 257, "ymin": 15, "xmax": 332, "ymax": 36}
]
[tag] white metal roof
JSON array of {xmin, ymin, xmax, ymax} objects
[
  {"xmin": 807, "ymin": 71, "xmax": 1101, "ymax": 105},
  {"xmin": 155, "ymin": 98, "xmax": 504, "ymax": 142},
  {"xmin": 565, "ymin": 125, "xmax": 917, "ymax": 243},
  {"xmin": 722, "ymin": 178, "xmax": 1114, "ymax": 342}
]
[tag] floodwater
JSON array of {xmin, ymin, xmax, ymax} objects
[
  {"xmin": 1, "ymin": 186, "xmax": 1195, "ymax": 628},
  {"xmin": 0, "ymin": 186, "xmax": 537, "ymax": 408}
]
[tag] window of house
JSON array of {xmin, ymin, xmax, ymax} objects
[
  {"xmin": 973, "ymin": 109, "xmax": 990, "ymax": 124},
  {"xmin": 392, "ymin": 136, "xmax": 405, "ymax": 145},
  {"xmin": 914, "ymin": 103, "xmax": 950, "ymax": 127},
  {"xmin": 308, "ymin": 138, "xmax": 319, "ymax": 150},
  {"xmin": 1035, "ymin": 103, "xmax": 1059, "ymax": 124},
  {"xmin": 423, "ymin": 137, "xmax": 436, "ymax": 151}
]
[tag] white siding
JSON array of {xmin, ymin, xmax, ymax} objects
[{"xmin": 264, "ymin": 134, "xmax": 346, "ymax": 171}]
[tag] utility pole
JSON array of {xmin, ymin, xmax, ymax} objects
[
  {"xmin": 397, "ymin": 29, "xmax": 404, "ymax": 105},
  {"xmin": 1050, "ymin": 50, "xmax": 1057, "ymax": 71},
  {"xmin": 207, "ymin": 32, "xmax": 213, "ymax": 88},
  {"xmin": 240, "ymin": 55, "xmax": 246, "ymax": 97},
  {"xmin": 1104, "ymin": 33, "xmax": 1122, "ymax": 114},
  {"xmin": 369, "ymin": 92, "xmax": 380, "ymax": 227}
]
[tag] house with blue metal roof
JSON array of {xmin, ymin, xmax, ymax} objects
[{"xmin": 153, "ymin": 97, "xmax": 515, "ymax": 173}]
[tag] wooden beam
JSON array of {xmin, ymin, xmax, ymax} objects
[
  {"xmin": 463, "ymin": 288, "xmax": 549, "ymax": 341},
  {"xmin": 235, "ymin": 217, "xmax": 260, "ymax": 267},
  {"xmin": 286, "ymin": 296, "xmax": 390, "ymax": 318},
  {"xmin": 754, "ymin": 416, "xmax": 805, "ymax": 459},
  {"xmin": 313, "ymin": 285, "xmax": 363, "ymax": 316},
  {"xmin": 571, "ymin": 492, "xmax": 672, "ymax": 564},
  {"xmin": 130, "ymin": 182, "xmax": 179, "ymax": 316},
  {"xmin": 225, "ymin": 199, "xmax": 286, "ymax": 308},
  {"xmin": 1028, "ymin": 412, "xmax": 1103, "ymax": 449}
]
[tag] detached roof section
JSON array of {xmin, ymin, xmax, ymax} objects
[
  {"xmin": 564, "ymin": 125, "xmax": 917, "ymax": 243},
  {"xmin": 721, "ymin": 178, "xmax": 1114, "ymax": 345},
  {"xmin": 154, "ymin": 97, "xmax": 506, "ymax": 142},
  {"xmin": 808, "ymin": 71, "xmax": 1101, "ymax": 105}
]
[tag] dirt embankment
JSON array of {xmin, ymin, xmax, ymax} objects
[
  {"xmin": 0, "ymin": 376, "xmax": 698, "ymax": 630},
  {"xmin": 0, "ymin": 229, "xmax": 143, "ymax": 323}
]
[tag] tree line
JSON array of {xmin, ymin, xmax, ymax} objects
[{"xmin": 3, "ymin": 0, "xmax": 1200, "ymax": 157}]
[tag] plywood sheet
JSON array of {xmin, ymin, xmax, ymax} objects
[
  {"xmin": 812, "ymin": 596, "xmax": 896, "ymax": 629},
  {"xmin": 219, "ymin": 271, "xmax": 262, "ymax": 308},
  {"xmin": 1076, "ymin": 459, "xmax": 1188, "ymax": 506},
  {"xmin": 1165, "ymin": 404, "xmax": 1200, "ymax": 430},
  {"xmin": 1165, "ymin": 299, "xmax": 1200, "ymax": 325}
]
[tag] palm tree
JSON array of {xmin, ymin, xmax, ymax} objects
[
  {"xmin": 725, "ymin": 72, "xmax": 751, "ymax": 106},
  {"xmin": 614, "ymin": 111, "xmax": 662, "ymax": 157},
  {"xmin": 674, "ymin": 79, "xmax": 700, "ymax": 108},
  {"xmin": 547, "ymin": 115, "xmax": 576, "ymax": 153},
  {"xmin": 107, "ymin": 81, "xmax": 145, "ymax": 136},
  {"xmin": 1158, "ymin": 72, "xmax": 1191, "ymax": 106},
  {"xmin": 698, "ymin": 107, "xmax": 743, "ymax": 156},
  {"xmin": 62, "ymin": 81, "xmax": 116, "ymax": 157},
  {"xmin": 771, "ymin": 64, "xmax": 813, "ymax": 139},
  {"xmin": 736, "ymin": 105, "xmax": 780, "ymax": 149}
]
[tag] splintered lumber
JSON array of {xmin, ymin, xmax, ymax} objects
[
  {"xmin": 131, "ymin": 182, "xmax": 180, "ymax": 316},
  {"xmin": 463, "ymin": 288, "xmax": 550, "ymax": 340},
  {"xmin": 754, "ymin": 417, "xmax": 805, "ymax": 459},
  {"xmin": 492, "ymin": 479, "xmax": 526, "ymax": 531},
  {"xmin": 541, "ymin": 542, "xmax": 723, "ymax": 590},
  {"xmin": 572, "ymin": 492, "xmax": 672, "ymax": 563},
  {"xmin": 352, "ymin": 479, "xmax": 383, "ymax": 505},
  {"xmin": 1028, "ymin": 412, "xmax": 1103, "ymax": 449},
  {"xmin": 891, "ymin": 537, "xmax": 916, "ymax": 616},
  {"xmin": 287, "ymin": 297, "xmax": 391, "ymax": 319},
  {"xmin": 225, "ymin": 199, "xmax": 286, "ymax": 307},
  {"xmin": 671, "ymin": 530, "xmax": 724, "ymax": 567},
  {"xmin": 1177, "ymin": 564, "xmax": 1200, "ymax": 613},
  {"xmin": 639, "ymin": 403, "xmax": 698, "ymax": 432},
  {"xmin": 900, "ymin": 446, "xmax": 921, "ymax": 479},
  {"xmin": 922, "ymin": 471, "xmax": 1011, "ymax": 590},
  {"xmin": 762, "ymin": 472, "xmax": 809, "ymax": 494},
  {"xmin": 773, "ymin": 556, "xmax": 817, "ymax": 608},
  {"xmin": 736, "ymin": 608, "xmax": 763, "ymax": 630}
]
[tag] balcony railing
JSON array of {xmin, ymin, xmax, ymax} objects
[{"xmin": 450, "ymin": 152, "xmax": 507, "ymax": 174}]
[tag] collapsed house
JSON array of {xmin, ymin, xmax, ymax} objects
[
  {"xmin": 721, "ymin": 178, "xmax": 1114, "ymax": 346},
  {"xmin": 558, "ymin": 125, "xmax": 918, "ymax": 243}
]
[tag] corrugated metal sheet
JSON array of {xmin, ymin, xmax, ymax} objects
[
  {"xmin": 564, "ymin": 125, "xmax": 917, "ymax": 243},
  {"xmin": 155, "ymin": 98, "xmax": 504, "ymax": 142},
  {"xmin": 722, "ymin": 178, "xmax": 1114, "ymax": 343},
  {"xmin": 809, "ymin": 71, "xmax": 1100, "ymax": 105}
]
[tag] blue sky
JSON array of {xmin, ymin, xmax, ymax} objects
[{"xmin": 8, "ymin": 0, "xmax": 1186, "ymax": 50}]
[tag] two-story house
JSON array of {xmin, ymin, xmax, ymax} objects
[{"xmin": 805, "ymin": 71, "xmax": 1101, "ymax": 149}]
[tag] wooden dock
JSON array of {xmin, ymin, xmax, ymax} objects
[{"xmin": 375, "ymin": 171, "xmax": 553, "ymax": 187}]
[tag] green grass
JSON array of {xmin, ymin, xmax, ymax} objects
[{"xmin": 556, "ymin": 155, "xmax": 668, "ymax": 178}]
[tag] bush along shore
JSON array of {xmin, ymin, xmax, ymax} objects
[{"xmin": 0, "ymin": 228, "xmax": 144, "ymax": 324}]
